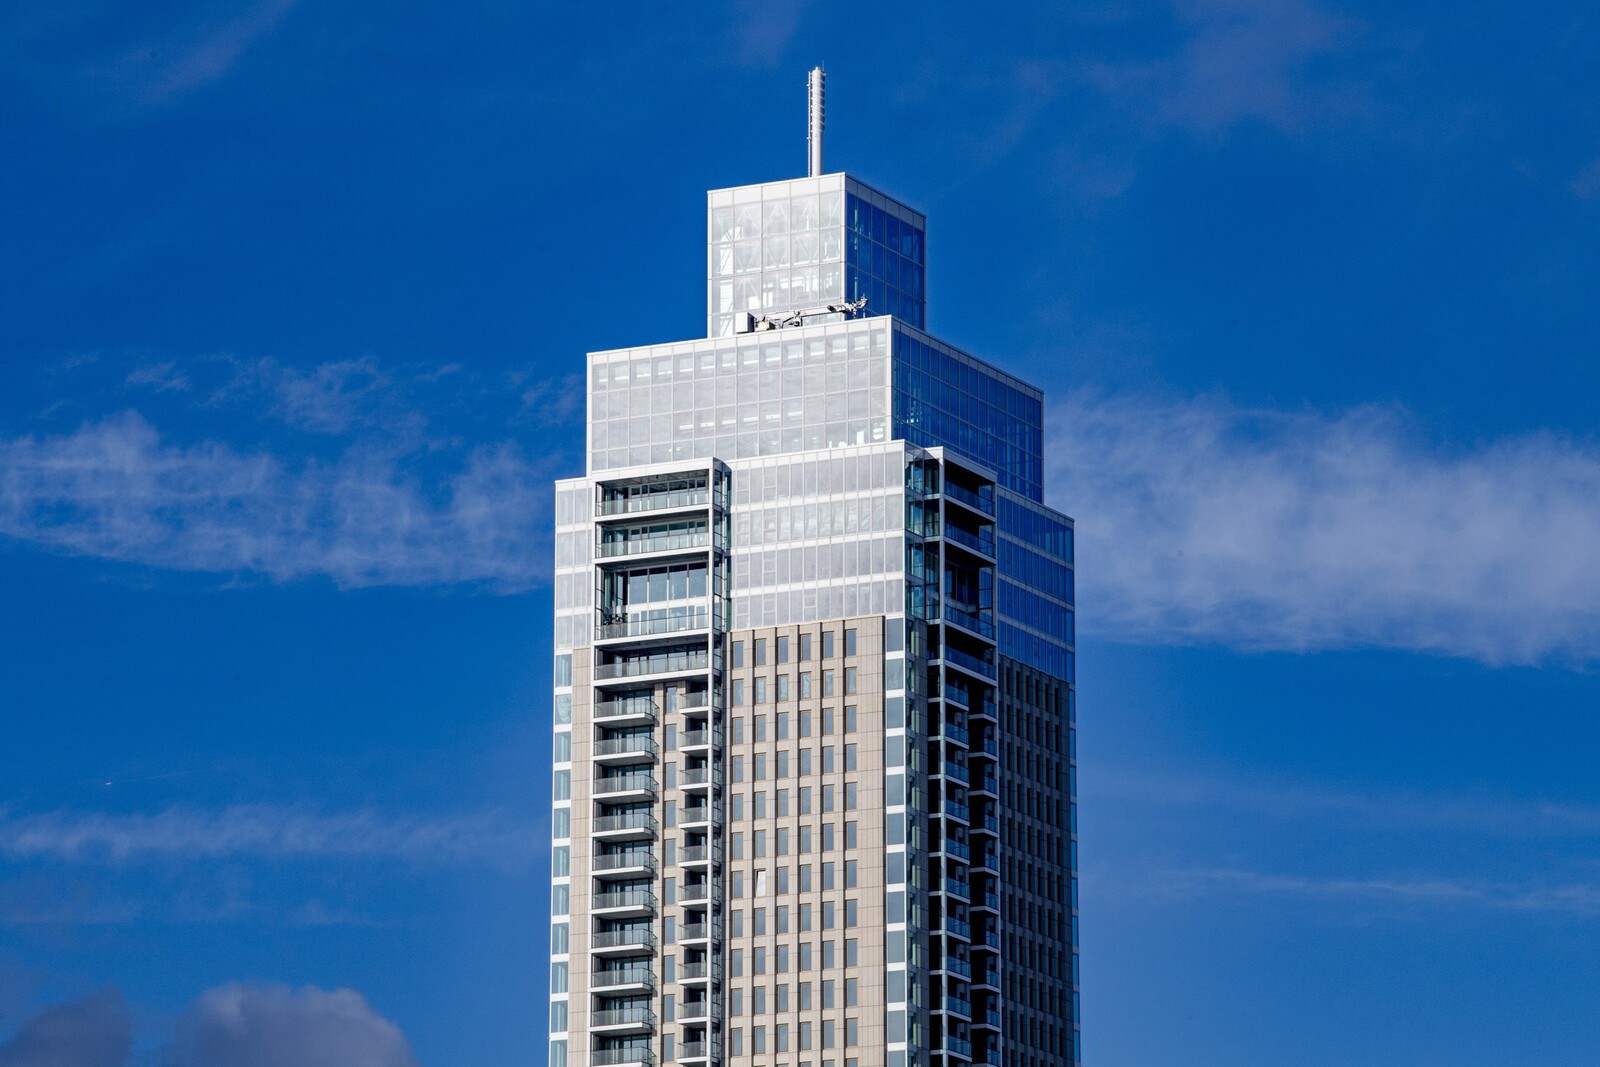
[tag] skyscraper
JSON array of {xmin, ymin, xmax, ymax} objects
[{"xmin": 548, "ymin": 71, "xmax": 1077, "ymax": 1067}]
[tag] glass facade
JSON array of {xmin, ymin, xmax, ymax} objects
[
  {"xmin": 891, "ymin": 327, "xmax": 1045, "ymax": 500},
  {"xmin": 708, "ymin": 175, "xmax": 926, "ymax": 338}
]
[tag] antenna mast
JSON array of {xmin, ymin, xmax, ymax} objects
[{"xmin": 807, "ymin": 66, "xmax": 825, "ymax": 177}]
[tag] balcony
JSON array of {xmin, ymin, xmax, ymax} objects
[
  {"xmin": 974, "ymin": 1008, "xmax": 1001, "ymax": 1030},
  {"xmin": 974, "ymin": 890, "xmax": 1000, "ymax": 913},
  {"xmin": 589, "ymin": 1007, "xmax": 655, "ymax": 1033},
  {"xmin": 973, "ymin": 967, "xmax": 999, "ymax": 990},
  {"xmin": 940, "ymin": 646, "xmax": 997, "ymax": 681},
  {"xmin": 597, "ymin": 610, "xmax": 710, "ymax": 642},
  {"xmin": 597, "ymin": 530, "xmax": 710, "ymax": 559},
  {"xmin": 678, "ymin": 1041, "xmax": 713, "ymax": 1063},
  {"xmin": 971, "ymin": 696, "xmax": 999, "ymax": 721},
  {"xmin": 943, "ymin": 916, "xmax": 972, "ymax": 941},
  {"xmin": 594, "ymin": 697, "xmax": 659, "ymax": 723},
  {"xmin": 591, "ymin": 966, "xmax": 654, "ymax": 992},
  {"xmin": 679, "ymin": 922, "xmax": 713, "ymax": 944},
  {"xmin": 592, "ymin": 851, "xmax": 657, "ymax": 877},
  {"xmin": 590, "ymin": 1047, "xmax": 656, "ymax": 1067},
  {"xmin": 592, "ymin": 890, "xmax": 656, "ymax": 917},
  {"xmin": 598, "ymin": 487, "xmax": 710, "ymax": 517},
  {"xmin": 973, "ymin": 775, "xmax": 998, "ymax": 797},
  {"xmin": 942, "ymin": 481, "xmax": 995, "ymax": 517},
  {"xmin": 594, "ymin": 736, "xmax": 659, "ymax": 761},
  {"xmin": 945, "ymin": 1034, "xmax": 974, "ymax": 1060},
  {"xmin": 936, "ymin": 838, "xmax": 971, "ymax": 862},
  {"xmin": 595, "ymin": 654, "xmax": 708, "ymax": 681},
  {"xmin": 939, "ymin": 723, "xmax": 970, "ymax": 747},
  {"xmin": 942, "ymin": 878, "xmax": 972, "ymax": 902},
  {"xmin": 972, "ymin": 849, "xmax": 998, "ymax": 874},
  {"xmin": 940, "ymin": 761, "xmax": 971, "ymax": 786},
  {"xmin": 680, "ymin": 766, "xmax": 721, "ymax": 792},
  {"xmin": 679, "ymin": 805, "xmax": 714, "ymax": 830},
  {"xmin": 942, "ymin": 603, "xmax": 996, "ymax": 640},
  {"xmin": 679, "ymin": 961, "xmax": 710, "ymax": 984},
  {"xmin": 593, "ymin": 812, "xmax": 657, "ymax": 840},
  {"xmin": 944, "ymin": 523, "xmax": 996, "ymax": 560},
  {"xmin": 943, "ymin": 799, "xmax": 970, "ymax": 824},
  {"xmin": 940, "ymin": 685, "xmax": 970, "ymax": 709},
  {"xmin": 679, "ymin": 729, "xmax": 711, "ymax": 751},
  {"xmin": 679, "ymin": 845, "xmax": 717, "ymax": 867},
  {"xmin": 594, "ymin": 774, "xmax": 657, "ymax": 800},
  {"xmin": 678, "ymin": 882, "xmax": 710, "ymax": 903},
  {"xmin": 677, "ymin": 1000, "xmax": 721, "ymax": 1024},
  {"xmin": 972, "ymin": 813, "xmax": 1000, "ymax": 836},
  {"xmin": 591, "ymin": 928, "xmax": 656, "ymax": 953},
  {"xmin": 943, "ymin": 997, "xmax": 974, "ymax": 1021}
]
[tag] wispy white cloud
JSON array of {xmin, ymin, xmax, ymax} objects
[
  {"xmin": 0, "ymin": 411, "xmax": 555, "ymax": 590},
  {"xmin": 0, "ymin": 805, "xmax": 537, "ymax": 867},
  {"xmin": 125, "ymin": 0, "xmax": 298, "ymax": 104},
  {"xmin": 1079, "ymin": 0, "xmax": 1358, "ymax": 134},
  {"xmin": 1047, "ymin": 391, "xmax": 1600, "ymax": 664},
  {"xmin": 1096, "ymin": 768, "xmax": 1600, "ymax": 838},
  {"xmin": 1147, "ymin": 866, "xmax": 1600, "ymax": 917}
]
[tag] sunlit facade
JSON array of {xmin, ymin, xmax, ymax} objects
[{"xmin": 549, "ymin": 159, "xmax": 1078, "ymax": 1067}]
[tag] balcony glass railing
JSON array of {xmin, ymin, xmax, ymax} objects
[
  {"xmin": 597, "ymin": 531, "xmax": 710, "ymax": 558},
  {"xmin": 678, "ymin": 883, "xmax": 710, "ymax": 902},
  {"xmin": 945, "ymin": 1004, "xmax": 973, "ymax": 1026},
  {"xmin": 590, "ymin": 1007, "xmax": 654, "ymax": 1028},
  {"xmin": 940, "ymin": 686, "xmax": 970, "ymax": 709},
  {"xmin": 594, "ymin": 697, "xmax": 659, "ymax": 720},
  {"xmin": 679, "ymin": 730, "xmax": 710, "ymax": 749},
  {"xmin": 592, "ymin": 929, "xmax": 655, "ymax": 951},
  {"xmin": 943, "ymin": 800, "xmax": 970, "ymax": 823},
  {"xmin": 940, "ymin": 723, "xmax": 970, "ymax": 747},
  {"xmin": 591, "ymin": 1048, "xmax": 656, "ymax": 1067},
  {"xmin": 943, "ymin": 877, "xmax": 972, "ymax": 901},
  {"xmin": 592, "ymin": 889, "xmax": 655, "ymax": 911},
  {"xmin": 942, "ymin": 761, "xmax": 971, "ymax": 785},
  {"xmin": 680, "ymin": 805, "xmax": 712, "ymax": 825},
  {"xmin": 594, "ymin": 775, "xmax": 656, "ymax": 796},
  {"xmin": 593, "ymin": 812, "xmax": 656, "ymax": 835},
  {"xmin": 680, "ymin": 845, "xmax": 719, "ymax": 864},
  {"xmin": 941, "ymin": 646, "xmax": 997, "ymax": 680},
  {"xmin": 680, "ymin": 961, "xmax": 709, "ymax": 980},
  {"xmin": 938, "ymin": 838, "xmax": 971, "ymax": 862},
  {"xmin": 592, "ymin": 851, "xmax": 656, "ymax": 873},
  {"xmin": 597, "ymin": 610, "xmax": 709, "ymax": 640},
  {"xmin": 595, "ymin": 654, "xmax": 708, "ymax": 680},
  {"xmin": 598, "ymin": 488, "xmax": 710, "ymax": 516},
  {"xmin": 943, "ymin": 603, "xmax": 996, "ymax": 639},
  {"xmin": 975, "ymin": 775, "xmax": 999, "ymax": 795},
  {"xmin": 594, "ymin": 736, "xmax": 658, "ymax": 758},
  {"xmin": 943, "ymin": 955, "xmax": 973, "ymax": 978},
  {"xmin": 591, "ymin": 967, "xmax": 653, "ymax": 989},
  {"xmin": 944, "ymin": 916, "xmax": 972, "ymax": 939},
  {"xmin": 944, "ymin": 523, "xmax": 996, "ymax": 558},
  {"xmin": 946, "ymin": 1034, "xmax": 974, "ymax": 1058},
  {"xmin": 943, "ymin": 481, "xmax": 996, "ymax": 516}
]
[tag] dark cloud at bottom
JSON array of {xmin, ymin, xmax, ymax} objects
[{"xmin": 0, "ymin": 985, "xmax": 419, "ymax": 1067}]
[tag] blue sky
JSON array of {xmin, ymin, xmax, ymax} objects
[{"xmin": 2, "ymin": 1, "xmax": 1598, "ymax": 1064}]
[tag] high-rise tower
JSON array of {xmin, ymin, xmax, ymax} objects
[{"xmin": 548, "ymin": 70, "xmax": 1078, "ymax": 1067}]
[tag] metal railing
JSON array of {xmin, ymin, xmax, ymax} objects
[
  {"xmin": 595, "ymin": 654, "xmax": 708, "ymax": 680},
  {"xmin": 597, "ymin": 530, "xmax": 710, "ymax": 558},
  {"xmin": 598, "ymin": 488, "xmax": 710, "ymax": 516}
]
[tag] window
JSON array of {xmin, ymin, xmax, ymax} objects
[
  {"xmin": 846, "ymin": 939, "xmax": 859, "ymax": 966},
  {"xmin": 822, "ymin": 785, "xmax": 835, "ymax": 813},
  {"xmin": 731, "ymin": 1029, "xmax": 743, "ymax": 1057},
  {"xmin": 732, "ymin": 910, "xmax": 744, "ymax": 937},
  {"xmin": 845, "ymin": 978, "xmax": 859, "ymax": 1006},
  {"xmin": 732, "ymin": 679, "xmax": 745, "ymax": 706},
  {"xmin": 731, "ymin": 793, "xmax": 743, "ymax": 820},
  {"xmin": 822, "ymin": 631, "xmax": 835, "ymax": 658},
  {"xmin": 845, "ymin": 782, "xmax": 858, "ymax": 809},
  {"xmin": 822, "ymin": 862, "xmax": 835, "ymax": 889},
  {"xmin": 754, "ymin": 677, "xmax": 768, "ymax": 703},
  {"xmin": 754, "ymin": 947, "xmax": 767, "ymax": 974},
  {"xmin": 732, "ymin": 640, "xmax": 745, "ymax": 667},
  {"xmin": 823, "ymin": 670, "xmax": 836, "ymax": 696},
  {"xmin": 845, "ymin": 743, "xmax": 858, "ymax": 770},
  {"xmin": 845, "ymin": 705, "xmax": 858, "ymax": 731},
  {"xmin": 799, "ymin": 634, "xmax": 813, "ymax": 660},
  {"xmin": 846, "ymin": 860, "xmax": 858, "ymax": 888},
  {"xmin": 823, "ymin": 746, "xmax": 835, "ymax": 772},
  {"xmin": 778, "ymin": 712, "xmax": 790, "ymax": 739},
  {"xmin": 777, "ymin": 636, "xmax": 790, "ymax": 663},
  {"xmin": 732, "ymin": 832, "xmax": 744, "ymax": 859},
  {"xmin": 732, "ymin": 756, "xmax": 745, "ymax": 783},
  {"xmin": 844, "ymin": 628, "xmax": 858, "ymax": 656},
  {"xmin": 823, "ymin": 980, "xmax": 836, "ymax": 1008},
  {"xmin": 845, "ymin": 821, "xmax": 858, "ymax": 847},
  {"xmin": 755, "ymin": 714, "xmax": 768, "ymax": 741},
  {"xmin": 754, "ymin": 638, "xmax": 768, "ymax": 665},
  {"xmin": 845, "ymin": 667, "xmax": 858, "ymax": 694},
  {"xmin": 799, "ymin": 708, "xmax": 812, "ymax": 735},
  {"xmin": 733, "ymin": 717, "xmax": 745, "ymax": 744},
  {"xmin": 731, "ymin": 948, "xmax": 743, "ymax": 976},
  {"xmin": 777, "ymin": 675, "xmax": 790, "ymax": 701},
  {"xmin": 799, "ymin": 672, "xmax": 813, "ymax": 698}
]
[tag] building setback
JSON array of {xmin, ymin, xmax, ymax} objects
[{"xmin": 548, "ymin": 72, "xmax": 1078, "ymax": 1067}]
